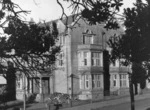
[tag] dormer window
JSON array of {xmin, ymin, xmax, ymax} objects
[{"xmin": 82, "ymin": 29, "xmax": 96, "ymax": 44}]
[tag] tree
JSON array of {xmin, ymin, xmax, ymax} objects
[
  {"xmin": 0, "ymin": 0, "xmax": 60, "ymax": 101},
  {"xmin": 5, "ymin": 61, "xmax": 16, "ymax": 101},
  {"xmin": 0, "ymin": 0, "xmax": 27, "ymax": 102},
  {"xmin": 57, "ymin": 0, "xmax": 123, "ymax": 29},
  {"xmin": 0, "ymin": 0, "xmax": 29, "ymax": 29},
  {"xmin": 0, "ymin": 18, "xmax": 60, "ymax": 100},
  {"xmin": 0, "ymin": 85, "xmax": 7, "ymax": 109},
  {"xmin": 108, "ymin": 0, "xmax": 150, "ymax": 110}
]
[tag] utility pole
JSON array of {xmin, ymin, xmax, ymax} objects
[
  {"xmin": 23, "ymin": 73, "xmax": 26, "ymax": 110},
  {"xmin": 70, "ymin": 74, "xmax": 73, "ymax": 107}
]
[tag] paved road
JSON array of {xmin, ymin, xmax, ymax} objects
[
  {"xmin": 97, "ymin": 98, "xmax": 150, "ymax": 110},
  {"xmin": 25, "ymin": 97, "xmax": 150, "ymax": 110},
  {"xmin": 6, "ymin": 92, "xmax": 150, "ymax": 110},
  {"xmin": 60, "ymin": 93, "xmax": 150, "ymax": 110}
]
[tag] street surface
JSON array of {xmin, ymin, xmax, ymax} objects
[
  {"xmin": 6, "ymin": 93, "xmax": 150, "ymax": 110},
  {"xmin": 97, "ymin": 98, "xmax": 150, "ymax": 110}
]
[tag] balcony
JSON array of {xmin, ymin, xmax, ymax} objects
[
  {"xmin": 78, "ymin": 44, "xmax": 103, "ymax": 51},
  {"xmin": 110, "ymin": 67, "xmax": 130, "ymax": 73},
  {"xmin": 78, "ymin": 66, "xmax": 103, "ymax": 73},
  {"xmin": 78, "ymin": 66, "xmax": 130, "ymax": 74}
]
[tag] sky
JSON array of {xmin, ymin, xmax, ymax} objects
[{"xmin": 12, "ymin": 0, "xmax": 136, "ymax": 23}]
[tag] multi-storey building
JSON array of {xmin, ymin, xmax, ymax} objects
[
  {"xmin": 50, "ymin": 16, "xmax": 130, "ymax": 100},
  {"xmin": 13, "ymin": 16, "xmax": 134, "ymax": 100},
  {"xmin": 1, "ymin": 15, "xmax": 149, "ymax": 101}
]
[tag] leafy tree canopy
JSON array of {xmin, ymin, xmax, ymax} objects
[
  {"xmin": 108, "ymin": 0, "xmax": 150, "ymax": 85},
  {"xmin": 0, "ymin": 19, "xmax": 60, "ymax": 77},
  {"xmin": 0, "ymin": 0, "xmax": 29, "ymax": 29},
  {"xmin": 57, "ymin": 0, "xmax": 123, "ymax": 29},
  {"xmin": 108, "ymin": 0, "xmax": 150, "ymax": 66},
  {"xmin": 0, "ymin": 0, "xmax": 60, "ymax": 77}
]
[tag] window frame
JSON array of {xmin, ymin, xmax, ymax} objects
[
  {"xmin": 58, "ymin": 52, "xmax": 64, "ymax": 67},
  {"xmin": 82, "ymin": 34, "xmax": 95, "ymax": 44},
  {"xmin": 120, "ymin": 74, "xmax": 127, "ymax": 87},
  {"xmin": 92, "ymin": 74, "xmax": 101, "ymax": 89},
  {"xmin": 113, "ymin": 74, "xmax": 117, "ymax": 87},
  {"xmin": 92, "ymin": 52, "xmax": 101, "ymax": 66},
  {"xmin": 85, "ymin": 75, "xmax": 89, "ymax": 89},
  {"xmin": 16, "ymin": 75, "xmax": 22, "ymax": 89},
  {"xmin": 83, "ymin": 52, "xmax": 88, "ymax": 66}
]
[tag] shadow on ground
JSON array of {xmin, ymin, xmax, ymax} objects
[
  {"xmin": 146, "ymin": 108, "xmax": 150, "ymax": 110},
  {"xmin": 1, "ymin": 101, "xmax": 33, "ymax": 110},
  {"xmin": 11, "ymin": 105, "xmax": 31, "ymax": 110}
]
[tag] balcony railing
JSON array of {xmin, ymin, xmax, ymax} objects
[
  {"xmin": 78, "ymin": 66, "xmax": 103, "ymax": 73},
  {"xmin": 78, "ymin": 44, "xmax": 103, "ymax": 51},
  {"xmin": 110, "ymin": 67, "xmax": 129, "ymax": 73}
]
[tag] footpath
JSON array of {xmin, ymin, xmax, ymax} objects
[{"xmin": 25, "ymin": 91, "xmax": 150, "ymax": 110}]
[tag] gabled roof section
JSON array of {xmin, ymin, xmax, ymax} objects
[
  {"xmin": 43, "ymin": 14, "xmax": 79, "ymax": 27},
  {"xmin": 61, "ymin": 14, "xmax": 79, "ymax": 26},
  {"xmin": 39, "ymin": 14, "xmax": 79, "ymax": 35}
]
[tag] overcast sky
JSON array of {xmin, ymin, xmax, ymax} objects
[{"xmin": 12, "ymin": 0, "xmax": 136, "ymax": 23}]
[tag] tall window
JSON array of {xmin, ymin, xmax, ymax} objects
[
  {"xmin": 97, "ymin": 75, "xmax": 101, "ymax": 88},
  {"xmin": 120, "ymin": 74, "xmax": 127, "ymax": 87},
  {"xmin": 92, "ymin": 52, "xmax": 101, "ymax": 66},
  {"xmin": 92, "ymin": 75, "xmax": 101, "ymax": 88},
  {"xmin": 91, "ymin": 35, "xmax": 94, "ymax": 44},
  {"xmin": 59, "ymin": 35, "xmax": 65, "ymax": 45},
  {"xmin": 113, "ymin": 74, "xmax": 117, "ymax": 87},
  {"xmin": 16, "ymin": 75, "xmax": 22, "ymax": 89},
  {"xmin": 83, "ymin": 52, "xmax": 88, "ymax": 66},
  {"xmin": 58, "ymin": 53, "xmax": 64, "ymax": 66},
  {"xmin": 85, "ymin": 75, "xmax": 89, "ymax": 89},
  {"xmin": 112, "ymin": 61, "xmax": 116, "ymax": 66},
  {"xmin": 79, "ymin": 75, "xmax": 82, "ymax": 89},
  {"xmin": 78, "ymin": 51, "xmax": 89, "ymax": 66}
]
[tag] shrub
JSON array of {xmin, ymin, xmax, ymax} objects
[
  {"xmin": 26, "ymin": 93, "xmax": 37, "ymax": 103},
  {"xmin": 45, "ymin": 92, "xmax": 70, "ymax": 105}
]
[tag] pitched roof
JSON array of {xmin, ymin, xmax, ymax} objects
[
  {"xmin": 61, "ymin": 14, "xmax": 78, "ymax": 26},
  {"xmin": 42, "ymin": 14, "xmax": 79, "ymax": 27}
]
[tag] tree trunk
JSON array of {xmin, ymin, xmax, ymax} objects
[
  {"xmin": 129, "ymin": 73, "xmax": 135, "ymax": 110},
  {"xmin": 134, "ymin": 83, "xmax": 138, "ymax": 95},
  {"xmin": 6, "ymin": 62, "xmax": 16, "ymax": 101},
  {"xmin": 6, "ymin": 75, "xmax": 16, "ymax": 101},
  {"xmin": 103, "ymin": 50, "xmax": 110, "ymax": 96}
]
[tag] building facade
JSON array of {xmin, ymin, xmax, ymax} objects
[
  {"xmin": 52, "ymin": 17, "xmax": 130, "ymax": 100},
  {"xmin": 11, "ymin": 16, "xmax": 150, "ymax": 101}
]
